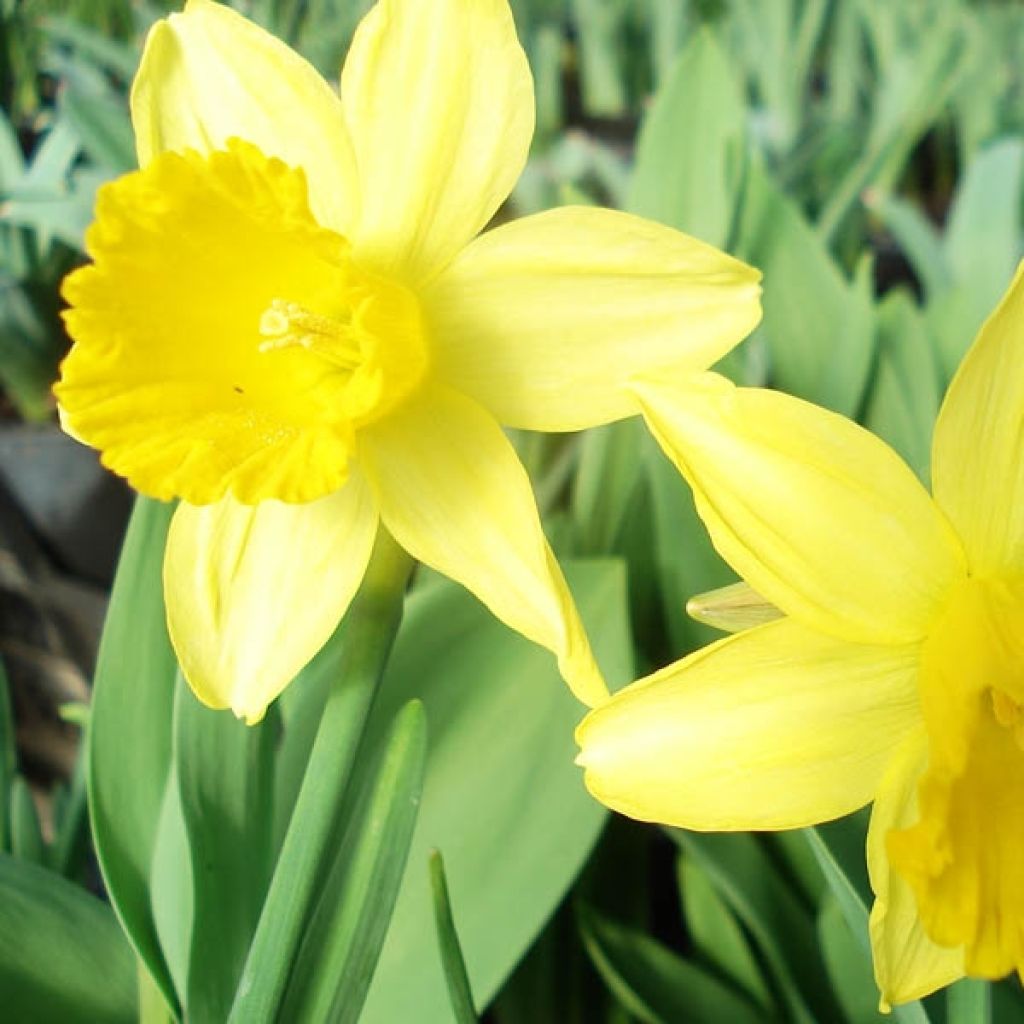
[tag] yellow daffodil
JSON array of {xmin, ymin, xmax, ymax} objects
[
  {"xmin": 577, "ymin": 265, "xmax": 1024, "ymax": 1006},
  {"xmin": 56, "ymin": 0, "xmax": 760, "ymax": 724}
]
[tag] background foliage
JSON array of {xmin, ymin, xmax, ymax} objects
[{"xmin": 1, "ymin": 0, "xmax": 1023, "ymax": 1020}]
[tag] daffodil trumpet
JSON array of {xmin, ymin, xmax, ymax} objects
[
  {"xmin": 577, "ymin": 264, "xmax": 1024, "ymax": 1007},
  {"xmin": 56, "ymin": 0, "xmax": 761, "ymax": 723}
]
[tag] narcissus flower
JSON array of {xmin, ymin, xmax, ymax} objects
[
  {"xmin": 56, "ymin": 0, "xmax": 760, "ymax": 723},
  {"xmin": 577, "ymin": 265, "xmax": 1024, "ymax": 1006}
]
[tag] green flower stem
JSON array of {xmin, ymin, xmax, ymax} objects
[{"xmin": 227, "ymin": 529, "xmax": 413, "ymax": 1023}]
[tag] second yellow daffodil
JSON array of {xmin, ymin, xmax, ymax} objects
[
  {"xmin": 577, "ymin": 266, "xmax": 1024, "ymax": 1006},
  {"xmin": 55, "ymin": 0, "xmax": 760, "ymax": 723}
]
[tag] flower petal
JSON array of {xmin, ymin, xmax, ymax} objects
[
  {"xmin": 132, "ymin": 0, "xmax": 358, "ymax": 233},
  {"xmin": 633, "ymin": 373, "xmax": 966, "ymax": 645},
  {"xmin": 424, "ymin": 207, "xmax": 761, "ymax": 430},
  {"xmin": 932, "ymin": 260, "xmax": 1024, "ymax": 577},
  {"xmin": 867, "ymin": 729, "xmax": 964, "ymax": 1009},
  {"xmin": 357, "ymin": 387, "xmax": 606, "ymax": 706},
  {"xmin": 164, "ymin": 476, "xmax": 378, "ymax": 724},
  {"xmin": 575, "ymin": 618, "xmax": 920, "ymax": 829},
  {"xmin": 341, "ymin": 0, "xmax": 533, "ymax": 282}
]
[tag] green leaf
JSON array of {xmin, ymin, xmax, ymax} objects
[
  {"xmin": 738, "ymin": 161, "xmax": 876, "ymax": 418},
  {"xmin": 42, "ymin": 15, "xmax": 139, "ymax": 80},
  {"xmin": 228, "ymin": 533, "xmax": 412, "ymax": 1023},
  {"xmin": 281, "ymin": 700, "xmax": 427, "ymax": 1022},
  {"xmin": 864, "ymin": 289, "xmax": 941, "ymax": 485},
  {"xmin": 571, "ymin": 418, "xmax": 646, "ymax": 556},
  {"xmin": 88, "ymin": 496, "xmax": 181, "ymax": 1018},
  {"xmin": 173, "ymin": 682, "xmax": 277, "ymax": 1021},
  {"xmin": 0, "ymin": 852, "xmax": 137, "ymax": 1022},
  {"xmin": 578, "ymin": 903, "xmax": 764, "ymax": 1024},
  {"xmin": 429, "ymin": 849, "xmax": 479, "ymax": 1024},
  {"xmin": 818, "ymin": 895, "xmax": 889, "ymax": 1024},
  {"xmin": 947, "ymin": 978, "xmax": 991, "ymax": 1024},
  {"xmin": 669, "ymin": 830, "xmax": 835, "ymax": 1024},
  {"xmin": 9, "ymin": 776, "xmax": 44, "ymax": 864},
  {"xmin": 806, "ymin": 818, "xmax": 931, "ymax": 1024},
  {"xmin": 929, "ymin": 137, "xmax": 1024, "ymax": 378},
  {"xmin": 677, "ymin": 854, "xmax": 774, "ymax": 1012},
  {"xmin": 361, "ymin": 560, "xmax": 631, "ymax": 1023},
  {"xmin": 61, "ymin": 79, "xmax": 135, "ymax": 173},
  {"xmin": 0, "ymin": 657, "xmax": 14, "ymax": 851},
  {"xmin": 627, "ymin": 25, "xmax": 745, "ymax": 248}
]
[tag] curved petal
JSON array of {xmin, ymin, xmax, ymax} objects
[
  {"xmin": 634, "ymin": 373, "xmax": 966, "ymax": 645},
  {"xmin": 425, "ymin": 207, "xmax": 762, "ymax": 430},
  {"xmin": 164, "ymin": 475, "xmax": 378, "ymax": 724},
  {"xmin": 357, "ymin": 386, "xmax": 606, "ymax": 706},
  {"xmin": 132, "ymin": 0, "xmax": 358, "ymax": 234},
  {"xmin": 932, "ymin": 260, "xmax": 1024, "ymax": 577},
  {"xmin": 342, "ymin": 0, "xmax": 533, "ymax": 283},
  {"xmin": 575, "ymin": 618, "xmax": 921, "ymax": 830},
  {"xmin": 867, "ymin": 729, "xmax": 964, "ymax": 1009}
]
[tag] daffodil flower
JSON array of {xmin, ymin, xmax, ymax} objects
[
  {"xmin": 577, "ymin": 266, "xmax": 1024, "ymax": 1006},
  {"xmin": 56, "ymin": 0, "xmax": 760, "ymax": 724}
]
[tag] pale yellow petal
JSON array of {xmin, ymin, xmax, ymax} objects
[
  {"xmin": 342, "ymin": 0, "xmax": 533, "ymax": 282},
  {"xmin": 424, "ymin": 207, "xmax": 761, "ymax": 430},
  {"xmin": 357, "ymin": 387, "xmax": 607, "ymax": 706},
  {"xmin": 932, "ymin": 260, "xmax": 1024, "ymax": 577},
  {"xmin": 132, "ymin": 0, "xmax": 358, "ymax": 233},
  {"xmin": 633, "ymin": 373, "xmax": 966, "ymax": 645},
  {"xmin": 867, "ymin": 729, "xmax": 965, "ymax": 1009},
  {"xmin": 164, "ymin": 476, "xmax": 378, "ymax": 724},
  {"xmin": 575, "ymin": 618, "xmax": 920, "ymax": 829}
]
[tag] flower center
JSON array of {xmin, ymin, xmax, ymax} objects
[
  {"xmin": 887, "ymin": 579, "xmax": 1024, "ymax": 979},
  {"xmin": 258, "ymin": 299, "xmax": 363, "ymax": 368},
  {"xmin": 56, "ymin": 137, "xmax": 429, "ymax": 505}
]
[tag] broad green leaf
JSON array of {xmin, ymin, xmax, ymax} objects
[
  {"xmin": 669, "ymin": 830, "xmax": 835, "ymax": 1024},
  {"xmin": 929, "ymin": 138, "xmax": 1024, "ymax": 378},
  {"xmin": 149, "ymin": 761, "xmax": 193, "ymax": 1009},
  {"xmin": 578, "ymin": 904, "xmax": 763, "ymax": 1024},
  {"xmin": 174, "ymin": 681, "xmax": 277, "ymax": 1021},
  {"xmin": 738, "ymin": 161, "xmax": 875, "ymax": 417},
  {"xmin": 61, "ymin": 81, "xmax": 135, "ymax": 173},
  {"xmin": 571, "ymin": 418, "xmax": 646, "ymax": 556},
  {"xmin": 818, "ymin": 895, "xmax": 889, "ymax": 1024},
  {"xmin": 42, "ymin": 15, "xmax": 140, "ymax": 80},
  {"xmin": 361, "ymin": 560, "xmax": 631, "ymax": 1023},
  {"xmin": 806, "ymin": 817, "xmax": 931, "ymax": 1024},
  {"xmin": 88, "ymin": 496, "xmax": 180, "ymax": 1017},
  {"xmin": 677, "ymin": 854, "xmax": 773, "ymax": 1012},
  {"xmin": 282, "ymin": 700, "xmax": 427, "ymax": 1022},
  {"xmin": 947, "ymin": 979, "xmax": 991, "ymax": 1024},
  {"xmin": 429, "ymin": 849, "xmax": 479, "ymax": 1024},
  {"xmin": 627, "ymin": 25, "xmax": 745, "ymax": 249},
  {"xmin": 0, "ymin": 852, "xmax": 136, "ymax": 1022},
  {"xmin": 865, "ymin": 290, "xmax": 941, "ymax": 485}
]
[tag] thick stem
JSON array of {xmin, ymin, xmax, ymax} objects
[{"xmin": 227, "ymin": 530, "xmax": 412, "ymax": 1022}]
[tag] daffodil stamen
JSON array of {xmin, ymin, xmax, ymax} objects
[{"xmin": 257, "ymin": 298, "xmax": 362, "ymax": 369}]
